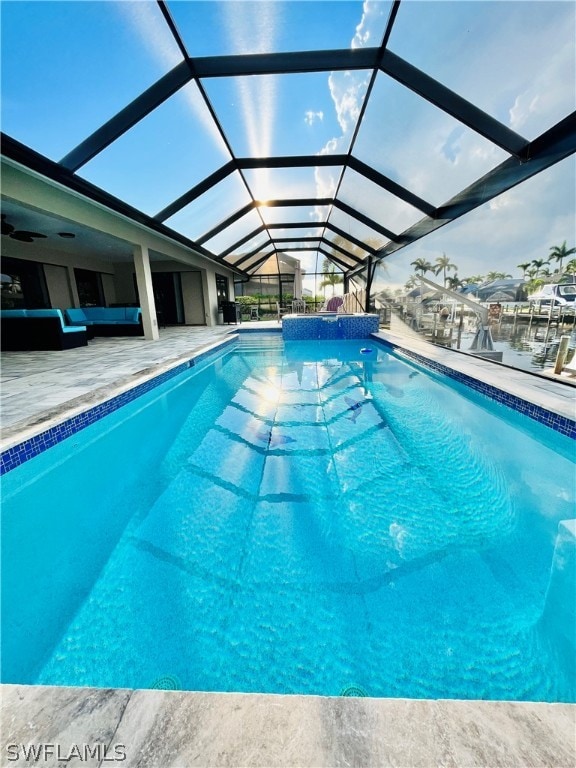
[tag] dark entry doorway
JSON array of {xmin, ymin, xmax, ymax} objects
[
  {"xmin": 75, "ymin": 268, "xmax": 105, "ymax": 307},
  {"xmin": 152, "ymin": 272, "xmax": 184, "ymax": 325}
]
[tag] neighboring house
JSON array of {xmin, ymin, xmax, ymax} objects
[{"xmin": 474, "ymin": 279, "xmax": 528, "ymax": 302}]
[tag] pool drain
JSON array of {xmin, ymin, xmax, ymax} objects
[
  {"xmin": 150, "ymin": 674, "xmax": 182, "ymax": 690},
  {"xmin": 339, "ymin": 684, "xmax": 368, "ymax": 697}
]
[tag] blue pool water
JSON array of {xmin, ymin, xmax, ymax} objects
[{"xmin": 2, "ymin": 336, "xmax": 575, "ymax": 702}]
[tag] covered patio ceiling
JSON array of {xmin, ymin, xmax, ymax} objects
[{"xmin": 1, "ymin": 0, "xmax": 575, "ymax": 281}]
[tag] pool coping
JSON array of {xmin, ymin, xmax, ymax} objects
[
  {"xmin": 1, "ymin": 684, "xmax": 574, "ymax": 767},
  {"xmin": 2, "ymin": 327, "xmax": 574, "ymax": 474}
]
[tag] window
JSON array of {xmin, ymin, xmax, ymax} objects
[
  {"xmin": 0, "ymin": 257, "xmax": 49, "ymax": 309},
  {"xmin": 74, "ymin": 268, "xmax": 104, "ymax": 307}
]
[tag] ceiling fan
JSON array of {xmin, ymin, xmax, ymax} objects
[{"xmin": 1, "ymin": 214, "xmax": 47, "ymax": 243}]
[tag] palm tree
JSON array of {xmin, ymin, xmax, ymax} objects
[
  {"xmin": 446, "ymin": 274, "xmax": 463, "ymax": 290},
  {"xmin": 530, "ymin": 259, "xmax": 548, "ymax": 277},
  {"xmin": 434, "ymin": 253, "xmax": 457, "ymax": 286},
  {"xmin": 526, "ymin": 277, "xmax": 544, "ymax": 296},
  {"xmin": 549, "ymin": 241, "xmax": 576, "ymax": 275},
  {"xmin": 462, "ymin": 274, "xmax": 485, "ymax": 286},
  {"xmin": 517, "ymin": 262, "xmax": 531, "ymax": 278},
  {"xmin": 485, "ymin": 271, "xmax": 512, "ymax": 282},
  {"xmin": 410, "ymin": 258, "xmax": 433, "ymax": 276},
  {"xmin": 563, "ymin": 259, "xmax": 576, "ymax": 282},
  {"xmin": 319, "ymin": 257, "xmax": 343, "ymax": 296},
  {"xmin": 405, "ymin": 276, "xmax": 418, "ymax": 290}
]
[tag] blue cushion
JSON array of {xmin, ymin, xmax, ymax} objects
[
  {"xmin": 79, "ymin": 307, "xmax": 141, "ymax": 324},
  {"xmin": 1, "ymin": 308, "xmax": 85, "ymax": 333},
  {"xmin": 125, "ymin": 308, "xmax": 141, "ymax": 323},
  {"xmin": 24, "ymin": 309, "xmax": 64, "ymax": 321},
  {"xmin": 82, "ymin": 307, "xmax": 119, "ymax": 321},
  {"xmin": 0, "ymin": 309, "xmax": 28, "ymax": 318},
  {"xmin": 65, "ymin": 308, "xmax": 88, "ymax": 324}
]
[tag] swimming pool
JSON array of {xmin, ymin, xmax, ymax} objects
[{"xmin": 2, "ymin": 335, "xmax": 574, "ymax": 702}]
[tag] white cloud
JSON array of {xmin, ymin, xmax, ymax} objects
[
  {"xmin": 352, "ymin": 0, "xmax": 387, "ymax": 49},
  {"xmin": 507, "ymin": 35, "xmax": 575, "ymax": 137},
  {"xmin": 315, "ymin": 0, "xmax": 382, "ymax": 157},
  {"xmin": 304, "ymin": 110, "xmax": 324, "ymax": 126},
  {"xmin": 352, "ymin": 1, "xmax": 372, "ymax": 48},
  {"xmin": 319, "ymin": 136, "xmax": 344, "ymax": 157},
  {"xmin": 509, "ymin": 94, "xmax": 540, "ymax": 133},
  {"xmin": 314, "ymin": 165, "xmax": 338, "ymax": 199},
  {"xmin": 328, "ymin": 70, "xmax": 369, "ymax": 134}
]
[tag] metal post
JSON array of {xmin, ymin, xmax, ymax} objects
[
  {"xmin": 365, "ymin": 256, "xmax": 373, "ymax": 313},
  {"xmin": 457, "ymin": 304, "xmax": 464, "ymax": 349},
  {"xmin": 544, "ymin": 303, "xmax": 553, "ymax": 341}
]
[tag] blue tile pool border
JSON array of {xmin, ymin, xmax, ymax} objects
[
  {"xmin": 282, "ymin": 314, "xmax": 379, "ymax": 340},
  {"xmin": 374, "ymin": 335, "xmax": 576, "ymax": 440},
  {"xmin": 0, "ymin": 336, "xmax": 236, "ymax": 476},
  {"xmin": 237, "ymin": 325, "xmax": 282, "ymax": 334}
]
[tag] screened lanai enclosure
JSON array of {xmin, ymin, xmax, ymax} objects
[{"xmin": 1, "ymin": 1, "xmax": 575, "ymax": 358}]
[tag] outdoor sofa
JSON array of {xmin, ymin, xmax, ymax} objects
[
  {"xmin": 64, "ymin": 306, "xmax": 143, "ymax": 336},
  {"xmin": 1, "ymin": 309, "xmax": 88, "ymax": 350}
]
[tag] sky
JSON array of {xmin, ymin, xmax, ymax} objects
[{"xmin": 1, "ymin": 0, "xmax": 575, "ymax": 292}]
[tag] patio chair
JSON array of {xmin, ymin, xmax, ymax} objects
[
  {"xmin": 276, "ymin": 302, "xmax": 290, "ymax": 322},
  {"xmin": 325, "ymin": 296, "xmax": 344, "ymax": 312},
  {"xmin": 291, "ymin": 299, "xmax": 307, "ymax": 313}
]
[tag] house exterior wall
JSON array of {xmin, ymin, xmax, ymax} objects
[
  {"xmin": 101, "ymin": 273, "xmax": 117, "ymax": 306},
  {"xmin": 112, "ymin": 263, "xmax": 138, "ymax": 305},
  {"xmin": 43, "ymin": 264, "xmax": 74, "ymax": 309},
  {"xmin": 181, "ymin": 271, "xmax": 205, "ymax": 324}
]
